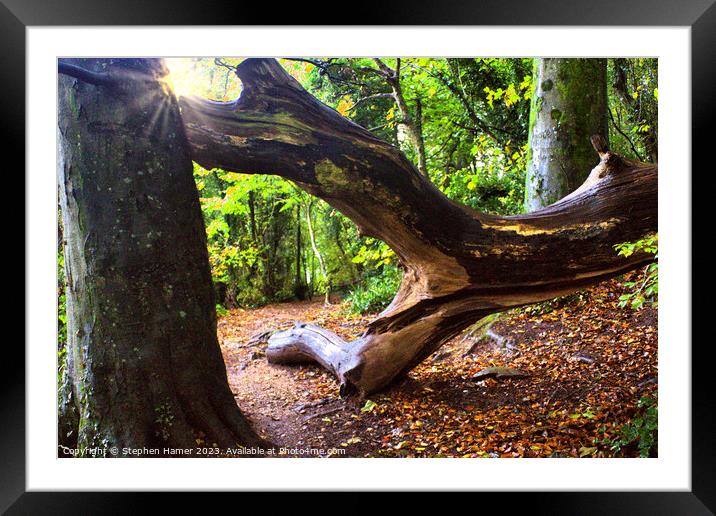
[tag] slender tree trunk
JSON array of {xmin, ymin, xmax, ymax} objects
[
  {"xmin": 246, "ymin": 189, "xmax": 263, "ymax": 288},
  {"xmin": 435, "ymin": 60, "xmax": 503, "ymax": 144},
  {"xmin": 294, "ymin": 206, "xmax": 307, "ymax": 300},
  {"xmin": 180, "ymin": 58, "xmax": 656, "ymax": 397},
  {"xmin": 393, "ymin": 92, "xmax": 427, "ymax": 178},
  {"xmin": 525, "ymin": 58, "xmax": 608, "ymax": 211},
  {"xmin": 308, "ymin": 246, "xmax": 315, "ymax": 296},
  {"xmin": 248, "ymin": 190, "xmax": 258, "ymax": 241},
  {"xmin": 374, "ymin": 58, "xmax": 429, "ymax": 177},
  {"xmin": 412, "ymin": 97, "xmax": 427, "ymax": 176},
  {"xmin": 333, "ymin": 223, "xmax": 358, "ymax": 285},
  {"xmin": 263, "ymin": 200, "xmax": 284, "ymax": 298},
  {"xmin": 57, "ymin": 58, "xmax": 266, "ymax": 454},
  {"xmin": 305, "ymin": 201, "xmax": 330, "ymax": 304}
]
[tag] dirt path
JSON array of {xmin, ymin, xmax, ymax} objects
[
  {"xmin": 218, "ymin": 299, "xmax": 371, "ymax": 456},
  {"xmin": 218, "ymin": 274, "xmax": 657, "ymax": 458}
]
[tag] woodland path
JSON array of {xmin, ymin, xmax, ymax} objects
[{"xmin": 218, "ymin": 273, "xmax": 657, "ymax": 458}]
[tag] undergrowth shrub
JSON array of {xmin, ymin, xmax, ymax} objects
[
  {"xmin": 614, "ymin": 233, "xmax": 658, "ymax": 310},
  {"xmin": 347, "ymin": 266, "xmax": 401, "ymax": 314},
  {"xmin": 596, "ymin": 396, "xmax": 658, "ymax": 457}
]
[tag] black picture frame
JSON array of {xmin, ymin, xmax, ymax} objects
[{"xmin": 3, "ymin": 0, "xmax": 709, "ymax": 512}]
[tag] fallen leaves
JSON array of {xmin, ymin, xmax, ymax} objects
[
  {"xmin": 218, "ymin": 272, "xmax": 657, "ymax": 458},
  {"xmin": 472, "ymin": 366, "xmax": 530, "ymax": 380}
]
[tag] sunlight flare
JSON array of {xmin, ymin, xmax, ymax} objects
[{"xmin": 165, "ymin": 57, "xmax": 243, "ymax": 100}]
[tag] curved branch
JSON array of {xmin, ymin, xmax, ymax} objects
[
  {"xmin": 284, "ymin": 58, "xmax": 372, "ymax": 88},
  {"xmin": 178, "ymin": 58, "xmax": 657, "ymax": 396},
  {"xmin": 58, "ymin": 61, "xmax": 114, "ymax": 87},
  {"xmin": 372, "ymin": 58, "xmax": 395, "ymax": 78},
  {"xmin": 347, "ymin": 92, "xmax": 394, "ymax": 111},
  {"xmin": 609, "ymin": 107, "xmax": 645, "ymax": 161}
]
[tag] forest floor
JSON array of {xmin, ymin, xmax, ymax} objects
[{"xmin": 218, "ymin": 272, "xmax": 657, "ymax": 458}]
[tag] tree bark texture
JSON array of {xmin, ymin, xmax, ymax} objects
[
  {"xmin": 179, "ymin": 58, "xmax": 656, "ymax": 397},
  {"xmin": 58, "ymin": 58, "xmax": 265, "ymax": 453},
  {"xmin": 525, "ymin": 58, "xmax": 609, "ymax": 211}
]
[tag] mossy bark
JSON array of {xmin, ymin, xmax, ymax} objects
[
  {"xmin": 525, "ymin": 58, "xmax": 608, "ymax": 211},
  {"xmin": 180, "ymin": 59, "xmax": 656, "ymax": 396},
  {"xmin": 57, "ymin": 58, "xmax": 265, "ymax": 454}
]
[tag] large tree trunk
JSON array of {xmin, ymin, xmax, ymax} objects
[
  {"xmin": 525, "ymin": 58, "xmax": 608, "ymax": 211},
  {"xmin": 179, "ymin": 58, "xmax": 657, "ymax": 397},
  {"xmin": 58, "ymin": 58, "xmax": 266, "ymax": 454}
]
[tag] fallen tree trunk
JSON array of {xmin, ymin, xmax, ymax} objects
[{"xmin": 179, "ymin": 58, "xmax": 657, "ymax": 397}]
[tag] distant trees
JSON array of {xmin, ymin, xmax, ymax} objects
[
  {"xmin": 295, "ymin": 57, "xmax": 532, "ymax": 209},
  {"xmin": 609, "ymin": 58, "xmax": 658, "ymax": 163}
]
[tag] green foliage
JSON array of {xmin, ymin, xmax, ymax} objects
[
  {"xmin": 596, "ymin": 396, "xmax": 658, "ymax": 457},
  {"xmin": 346, "ymin": 265, "xmax": 401, "ymax": 314},
  {"xmin": 298, "ymin": 57, "xmax": 531, "ymax": 215},
  {"xmin": 351, "ymin": 238, "xmax": 396, "ymax": 268},
  {"xmin": 437, "ymin": 138, "xmax": 527, "ymax": 215},
  {"xmin": 57, "ymin": 247, "xmax": 67, "ymax": 348},
  {"xmin": 607, "ymin": 58, "xmax": 658, "ymax": 162},
  {"xmin": 197, "ymin": 163, "xmax": 300, "ymax": 306},
  {"xmin": 614, "ymin": 234, "xmax": 658, "ymax": 309}
]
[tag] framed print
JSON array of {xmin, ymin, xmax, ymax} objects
[{"xmin": 3, "ymin": 0, "xmax": 711, "ymax": 512}]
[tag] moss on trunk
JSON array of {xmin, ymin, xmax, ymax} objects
[
  {"xmin": 525, "ymin": 58, "xmax": 608, "ymax": 211},
  {"xmin": 58, "ymin": 58, "xmax": 266, "ymax": 454}
]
